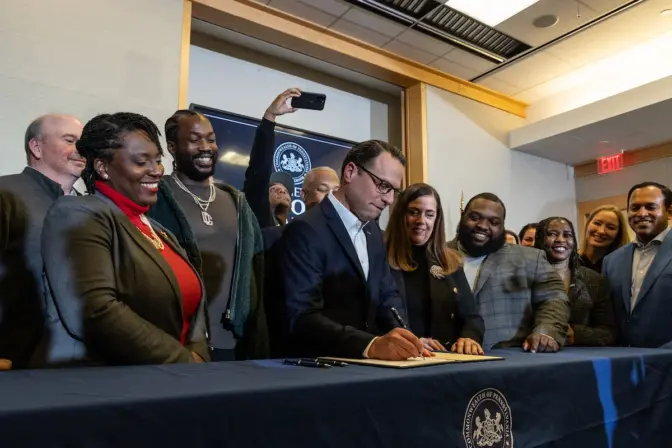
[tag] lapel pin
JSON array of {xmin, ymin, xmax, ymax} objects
[
  {"xmin": 430, "ymin": 265, "xmax": 445, "ymax": 279},
  {"xmin": 453, "ymin": 287, "xmax": 458, "ymax": 293}
]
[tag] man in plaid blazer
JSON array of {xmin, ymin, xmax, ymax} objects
[{"xmin": 448, "ymin": 193, "xmax": 570, "ymax": 352}]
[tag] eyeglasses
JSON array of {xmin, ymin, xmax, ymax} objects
[{"xmin": 355, "ymin": 163, "xmax": 401, "ymax": 196}]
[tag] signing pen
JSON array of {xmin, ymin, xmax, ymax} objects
[
  {"xmin": 283, "ymin": 358, "xmax": 332, "ymax": 368},
  {"xmin": 315, "ymin": 358, "xmax": 348, "ymax": 367},
  {"xmin": 390, "ymin": 307, "xmax": 425, "ymax": 360}
]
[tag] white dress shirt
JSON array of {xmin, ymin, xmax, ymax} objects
[
  {"xmin": 326, "ymin": 192, "xmax": 375, "ymax": 356},
  {"xmin": 326, "ymin": 192, "xmax": 369, "ymax": 279}
]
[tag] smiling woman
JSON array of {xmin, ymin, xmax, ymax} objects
[
  {"xmin": 534, "ymin": 216, "xmax": 617, "ymax": 346},
  {"xmin": 578, "ymin": 205, "xmax": 631, "ymax": 273},
  {"xmin": 33, "ymin": 113, "xmax": 210, "ymax": 367},
  {"xmin": 385, "ymin": 183, "xmax": 485, "ymax": 355}
]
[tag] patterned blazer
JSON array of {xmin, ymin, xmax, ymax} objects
[
  {"xmin": 568, "ymin": 266, "xmax": 617, "ymax": 346},
  {"xmin": 448, "ymin": 242, "xmax": 570, "ymax": 349}
]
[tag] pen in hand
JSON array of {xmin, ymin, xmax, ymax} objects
[{"xmin": 390, "ymin": 307, "xmax": 424, "ymax": 360}]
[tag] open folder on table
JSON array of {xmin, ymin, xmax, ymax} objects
[{"xmin": 318, "ymin": 352, "xmax": 503, "ymax": 369}]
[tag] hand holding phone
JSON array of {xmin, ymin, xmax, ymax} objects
[{"xmin": 291, "ymin": 92, "xmax": 326, "ymax": 111}]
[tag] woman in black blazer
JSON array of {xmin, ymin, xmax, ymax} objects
[
  {"xmin": 34, "ymin": 113, "xmax": 209, "ymax": 367},
  {"xmin": 385, "ymin": 183, "xmax": 484, "ymax": 355}
]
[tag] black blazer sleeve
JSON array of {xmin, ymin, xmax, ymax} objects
[
  {"xmin": 42, "ymin": 200, "xmax": 194, "ymax": 364},
  {"xmin": 451, "ymin": 269, "xmax": 485, "ymax": 343},
  {"xmin": 283, "ymin": 219, "xmax": 374, "ymax": 357},
  {"xmin": 242, "ymin": 119, "xmax": 277, "ymax": 229}
]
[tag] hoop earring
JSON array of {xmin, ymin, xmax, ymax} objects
[{"xmin": 172, "ymin": 160, "xmax": 177, "ymax": 171}]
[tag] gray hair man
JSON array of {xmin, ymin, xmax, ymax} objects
[{"xmin": 0, "ymin": 114, "xmax": 84, "ymax": 368}]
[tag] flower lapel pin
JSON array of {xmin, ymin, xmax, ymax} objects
[{"xmin": 430, "ymin": 265, "xmax": 445, "ymax": 279}]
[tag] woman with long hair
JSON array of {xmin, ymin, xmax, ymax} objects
[
  {"xmin": 385, "ymin": 183, "xmax": 484, "ymax": 355},
  {"xmin": 578, "ymin": 205, "xmax": 631, "ymax": 273},
  {"xmin": 534, "ymin": 217, "xmax": 616, "ymax": 346}
]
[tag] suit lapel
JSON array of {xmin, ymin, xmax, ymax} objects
[
  {"xmin": 635, "ymin": 235, "xmax": 672, "ymax": 309},
  {"xmin": 620, "ymin": 244, "xmax": 635, "ymax": 314},
  {"xmin": 474, "ymin": 251, "xmax": 497, "ymax": 297},
  {"xmin": 118, "ymin": 216, "xmax": 183, "ymax": 305},
  {"xmin": 322, "ymin": 199, "xmax": 366, "ymax": 283},
  {"xmin": 428, "ymin": 268, "xmax": 449, "ymax": 335},
  {"xmin": 96, "ymin": 193, "xmax": 184, "ymax": 308},
  {"xmin": 364, "ymin": 226, "xmax": 377, "ymax": 287}
]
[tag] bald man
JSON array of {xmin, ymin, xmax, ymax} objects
[
  {"xmin": 0, "ymin": 114, "xmax": 84, "ymax": 368},
  {"xmin": 300, "ymin": 166, "xmax": 339, "ymax": 210}
]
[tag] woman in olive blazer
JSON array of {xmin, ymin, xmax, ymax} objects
[
  {"xmin": 385, "ymin": 183, "xmax": 484, "ymax": 355},
  {"xmin": 32, "ymin": 113, "xmax": 209, "ymax": 367}
]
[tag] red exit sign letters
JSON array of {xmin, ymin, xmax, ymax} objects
[{"xmin": 597, "ymin": 153, "xmax": 624, "ymax": 175}]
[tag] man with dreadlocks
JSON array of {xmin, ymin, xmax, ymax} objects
[
  {"xmin": 0, "ymin": 114, "xmax": 83, "ymax": 369},
  {"xmin": 147, "ymin": 107, "xmax": 269, "ymax": 361},
  {"xmin": 35, "ymin": 112, "xmax": 209, "ymax": 366}
]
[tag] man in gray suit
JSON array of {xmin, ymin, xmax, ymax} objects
[{"xmin": 448, "ymin": 193, "xmax": 570, "ymax": 352}]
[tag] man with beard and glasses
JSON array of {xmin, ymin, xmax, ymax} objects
[
  {"xmin": 447, "ymin": 193, "xmax": 570, "ymax": 352},
  {"xmin": 147, "ymin": 110, "xmax": 268, "ymax": 361},
  {"xmin": 603, "ymin": 182, "xmax": 672, "ymax": 348},
  {"xmin": 0, "ymin": 114, "xmax": 84, "ymax": 368}
]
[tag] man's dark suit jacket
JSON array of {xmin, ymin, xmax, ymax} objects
[
  {"xmin": 603, "ymin": 233, "xmax": 672, "ymax": 348},
  {"xmin": 282, "ymin": 198, "xmax": 402, "ymax": 358},
  {"xmin": 33, "ymin": 194, "xmax": 210, "ymax": 367},
  {"xmin": 390, "ymin": 266, "xmax": 484, "ymax": 347},
  {"xmin": 0, "ymin": 168, "xmax": 65, "ymax": 367}
]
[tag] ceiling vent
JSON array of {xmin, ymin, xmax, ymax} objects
[{"xmin": 343, "ymin": 0, "xmax": 531, "ymax": 63}]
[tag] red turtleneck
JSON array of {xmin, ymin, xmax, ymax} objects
[{"xmin": 96, "ymin": 181, "xmax": 202, "ymax": 345}]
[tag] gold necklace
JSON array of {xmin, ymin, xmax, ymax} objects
[{"xmin": 139, "ymin": 215, "xmax": 165, "ymax": 251}]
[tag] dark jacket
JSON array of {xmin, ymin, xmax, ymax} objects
[
  {"xmin": 34, "ymin": 194, "xmax": 209, "ymax": 367},
  {"xmin": 603, "ymin": 234, "xmax": 672, "ymax": 348},
  {"xmin": 283, "ymin": 198, "xmax": 403, "ymax": 358},
  {"xmin": 242, "ymin": 118, "xmax": 279, "ymax": 229},
  {"xmin": 568, "ymin": 266, "xmax": 616, "ymax": 346},
  {"xmin": 262, "ymin": 225, "xmax": 290, "ymax": 357},
  {"xmin": 0, "ymin": 168, "xmax": 66, "ymax": 367},
  {"xmin": 148, "ymin": 180, "xmax": 268, "ymax": 359},
  {"xmin": 390, "ymin": 265, "xmax": 484, "ymax": 346}
]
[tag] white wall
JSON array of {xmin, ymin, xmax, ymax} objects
[
  {"xmin": 189, "ymin": 45, "xmax": 390, "ymax": 143},
  {"xmin": 575, "ymin": 157, "xmax": 672, "ymax": 202},
  {"xmin": 426, "ymin": 86, "xmax": 577, "ymax": 237},
  {"xmin": 0, "ymin": 0, "xmax": 184, "ymax": 175}
]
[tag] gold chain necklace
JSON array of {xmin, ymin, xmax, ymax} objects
[{"xmin": 139, "ymin": 215, "xmax": 165, "ymax": 251}]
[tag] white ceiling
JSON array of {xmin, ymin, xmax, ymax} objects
[
  {"xmin": 252, "ymin": 0, "xmax": 640, "ymax": 85},
  {"xmin": 513, "ymin": 96, "xmax": 672, "ymax": 165},
  {"xmin": 191, "ymin": 19, "xmax": 403, "ymax": 96},
  {"xmin": 479, "ymin": 0, "xmax": 672, "ymax": 101}
]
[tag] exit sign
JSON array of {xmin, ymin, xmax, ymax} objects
[{"xmin": 597, "ymin": 153, "xmax": 624, "ymax": 174}]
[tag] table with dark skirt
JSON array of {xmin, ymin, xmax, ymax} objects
[{"xmin": 0, "ymin": 347, "xmax": 669, "ymax": 448}]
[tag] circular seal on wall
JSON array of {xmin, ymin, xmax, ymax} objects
[
  {"xmin": 273, "ymin": 141, "xmax": 311, "ymax": 186},
  {"xmin": 463, "ymin": 388, "xmax": 513, "ymax": 448}
]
